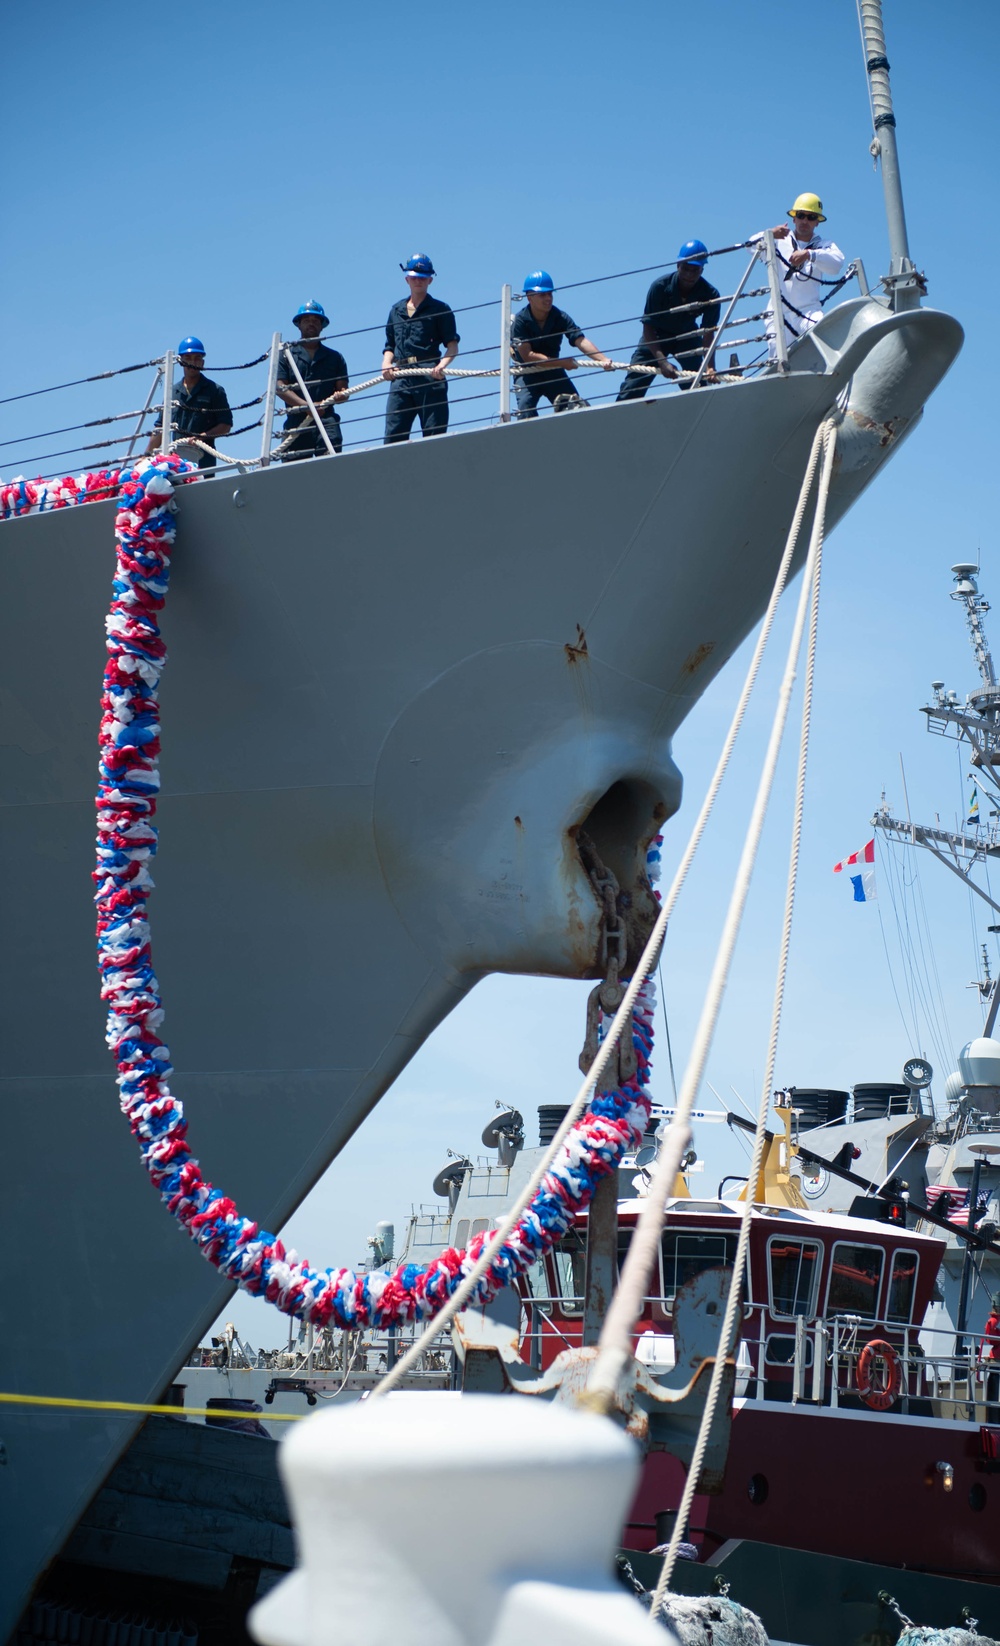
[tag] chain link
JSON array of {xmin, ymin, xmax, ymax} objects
[{"xmin": 577, "ymin": 834, "xmax": 638, "ymax": 1092}]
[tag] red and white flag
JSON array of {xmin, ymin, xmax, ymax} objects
[
  {"xmin": 833, "ymin": 838, "xmax": 876, "ymax": 902},
  {"xmin": 833, "ymin": 838, "xmax": 875, "ymax": 873}
]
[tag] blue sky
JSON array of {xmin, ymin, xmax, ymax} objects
[{"xmin": 3, "ymin": 1, "xmax": 999, "ymax": 1341}]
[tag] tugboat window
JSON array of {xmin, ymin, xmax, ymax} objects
[
  {"xmin": 886, "ymin": 1250, "xmax": 918, "ymax": 1323},
  {"xmin": 521, "ymin": 1257, "xmax": 552, "ymax": 1314},
  {"xmin": 764, "ymin": 1334, "xmax": 814, "ymax": 1366},
  {"xmin": 827, "ymin": 1242, "xmax": 884, "ymax": 1318},
  {"xmin": 660, "ymin": 1231, "xmax": 736, "ymax": 1303},
  {"xmin": 768, "ymin": 1237, "xmax": 821, "ymax": 1318},
  {"xmin": 553, "ymin": 1230, "xmax": 587, "ymax": 1314},
  {"xmin": 551, "ymin": 1226, "xmax": 737, "ymax": 1314}
]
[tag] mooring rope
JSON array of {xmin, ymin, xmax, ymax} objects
[
  {"xmin": 646, "ymin": 418, "xmax": 837, "ymax": 1609},
  {"xmin": 583, "ymin": 416, "xmax": 837, "ymax": 1427},
  {"xmin": 370, "ymin": 417, "xmax": 840, "ymax": 1401}
]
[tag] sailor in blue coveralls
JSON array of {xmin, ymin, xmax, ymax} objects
[
  {"xmin": 510, "ymin": 271, "xmax": 613, "ymax": 418},
  {"xmin": 616, "ymin": 241, "xmax": 720, "ymax": 400},
  {"xmin": 276, "ymin": 300, "xmax": 349, "ymax": 460},
  {"xmin": 381, "ymin": 255, "xmax": 459, "ymax": 443},
  {"xmin": 146, "ymin": 336, "xmax": 232, "ymax": 471}
]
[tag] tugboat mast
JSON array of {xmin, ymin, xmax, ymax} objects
[{"xmin": 857, "ymin": 0, "xmax": 923, "ymax": 305}]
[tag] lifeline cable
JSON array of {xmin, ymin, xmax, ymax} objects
[{"xmin": 0, "ymin": 1390, "xmax": 304, "ymax": 1422}]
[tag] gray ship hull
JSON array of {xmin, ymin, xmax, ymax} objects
[{"xmin": 0, "ymin": 298, "xmax": 961, "ymax": 1630}]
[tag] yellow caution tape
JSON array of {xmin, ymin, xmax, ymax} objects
[{"xmin": 0, "ymin": 1390, "xmax": 305, "ymax": 1421}]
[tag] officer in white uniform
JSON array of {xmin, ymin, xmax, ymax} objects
[{"xmin": 758, "ymin": 192, "xmax": 845, "ymax": 356}]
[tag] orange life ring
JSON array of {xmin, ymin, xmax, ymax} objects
[{"xmin": 857, "ymin": 1338, "xmax": 902, "ymax": 1410}]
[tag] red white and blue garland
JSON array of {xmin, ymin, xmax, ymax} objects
[
  {"xmin": 0, "ymin": 468, "xmax": 126, "ymax": 517},
  {"xmin": 35, "ymin": 455, "xmax": 656, "ymax": 1330}
]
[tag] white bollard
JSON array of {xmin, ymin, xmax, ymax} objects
[{"xmin": 250, "ymin": 1391, "xmax": 672, "ymax": 1646}]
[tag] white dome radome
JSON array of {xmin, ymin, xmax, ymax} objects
[
  {"xmin": 958, "ymin": 1037, "xmax": 1000, "ymax": 1088},
  {"xmin": 944, "ymin": 1070, "xmax": 966, "ymax": 1105}
]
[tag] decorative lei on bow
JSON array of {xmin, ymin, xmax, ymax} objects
[{"xmin": 82, "ymin": 458, "xmax": 656, "ymax": 1329}]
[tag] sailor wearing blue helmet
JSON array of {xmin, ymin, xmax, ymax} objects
[
  {"xmin": 382, "ymin": 256, "xmax": 460, "ymax": 444},
  {"xmin": 510, "ymin": 272, "xmax": 612, "ymax": 419},
  {"xmin": 616, "ymin": 242, "xmax": 720, "ymax": 400},
  {"xmin": 146, "ymin": 336, "xmax": 232, "ymax": 472},
  {"xmin": 277, "ymin": 300, "xmax": 350, "ymax": 461}
]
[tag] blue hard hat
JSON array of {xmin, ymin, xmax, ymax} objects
[
  {"xmin": 677, "ymin": 240, "xmax": 709, "ymax": 267},
  {"xmin": 293, "ymin": 300, "xmax": 329, "ymax": 327},
  {"xmin": 523, "ymin": 270, "xmax": 555, "ymax": 293},
  {"xmin": 177, "ymin": 336, "xmax": 205, "ymax": 355},
  {"xmin": 400, "ymin": 253, "xmax": 436, "ymax": 276}
]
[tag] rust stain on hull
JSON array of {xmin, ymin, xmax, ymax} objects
[
  {"xmin": 680, "ymin": 640, "xmax": 715, "ymax": 678},
  {"xmin": 847, "ymin": 408, "xmax": 902, "ymax": 448}
]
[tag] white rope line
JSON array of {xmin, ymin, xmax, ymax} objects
[
  {"xmin": 650, "ymin": 419, "xmax": 838, "ymax": 1610},
  {"xmin": 274, "ymin": 355, "xmax": 746, "ymax": 443},
  {"xmin": 299, "ymin": 358, "xmax": 742, "ymax": 403},
  {"xmin": 169, "ymin": 437, "xmax": 243, "ymax": 467},
  {"xmin": 369, "ymin": 416, "xmax": 833, "ymax": 1403}
]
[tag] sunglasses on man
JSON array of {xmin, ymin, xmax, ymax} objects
[{"xmin": 794, "ymin": 211, "xmax": 820, "ymax": 222}]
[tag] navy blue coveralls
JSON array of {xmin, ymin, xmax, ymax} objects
[
  {"xmin": 616, "ymin": 271, "xmax": 721, "ymax": 400},
  {"xmin": 152, "ymin": 375, "xmax": 232, "ymax": 470},
  {"xmin": 383, "ymin": 295, "xmax": 459, "ymax": 443},
  {"xmin": 510, "ymin": 305, "xmax": 586, "ymax": 418},
  {"xmin": 277, "ymin": 341, "xmax": 349, "ymax": 459}
]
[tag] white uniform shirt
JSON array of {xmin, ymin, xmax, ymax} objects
[{"xmin": 756, "ymin": 229, "xmax": 846, "ymax": 352}]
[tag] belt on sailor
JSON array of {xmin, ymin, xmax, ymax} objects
[{"xmin": 397, "ymin": 355, "xmax": 441, "ymax": 365}]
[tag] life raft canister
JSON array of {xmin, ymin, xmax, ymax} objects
[{"xmin": 856, "ymin": 1338, "xmax": 902, "ymax": 1410}]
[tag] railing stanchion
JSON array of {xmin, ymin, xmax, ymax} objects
[
  {"xmin": 762, "ymin": 231, "xmax": 789, "ymax": 373},
  {"xmin": 792, "ymin": 1314, "xmax": 806, "ymax": 1404},
  {"xmin": 126, "ymin": 367, "xmax": 163, "ymax": 461},
  {"xmin": 282, "ymin": 344, "xmax": 337, "ymax": 459},
  {"xmin": 690, "ymin": 246, "xmax": 759, "ymax": 391},
  {"xmin": 757, "ymin": 1308, "xmax": 765, "ymax": 1400},
  {"xmin": 831, "ymin": 1318, "xmax": 840, "ymax": 1408},
  {"xmin": 811, "ymin": 1319, "xmax": 826, "ymax": 1404},
  {"xmin": 160, "ymin": 351, "xmax": 174, "ymax": 455},
  {"xmin": 260, "ymin": 331, "xmax": 282, "ymax": 466},
  {"xmin": 499, "ymin": 283, "xmax": 512, "ymax": 423}
]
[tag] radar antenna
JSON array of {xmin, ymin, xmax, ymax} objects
[{"xmin": 873, "ymin": 564, "xmax": 1000, "ymax": 947}]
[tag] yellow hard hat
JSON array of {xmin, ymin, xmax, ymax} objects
[{"xmin": 788, "ymin": 192, "xmax": 826, "ymax": 222}]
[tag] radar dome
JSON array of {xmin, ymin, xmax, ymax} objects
[
  {"xmin": 958, "ymin": 1038, "xmax": 1000, "ymax": 1088},
  {"xmin": 944, "ymin": 1071, "xmax": 966, "ymax": 1105}
]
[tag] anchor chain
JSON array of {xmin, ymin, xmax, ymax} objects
[{"xmin": 577, "ymin": 833, "xmax": 637, "ymax": 1094}]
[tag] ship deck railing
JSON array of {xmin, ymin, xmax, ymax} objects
[
  {"xmin": 737, "ymin": 1301, "xmax": 1000, "ymax": 1423},
  {"xmin": 188, "ymin": 1323, "xmax": 455, "ymax": 1379},
  {"xmin": 521, "ymin": 1286, "xmax": 1000, "ymax": 1426},
  {"xmin": 0, "ymin": 239, "xmax": 872, "ymax": 502}
]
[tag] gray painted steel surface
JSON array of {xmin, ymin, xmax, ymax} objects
[{"xmin": 0, "ymin": 298, "xmax": 961, "ymax": 1633}]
